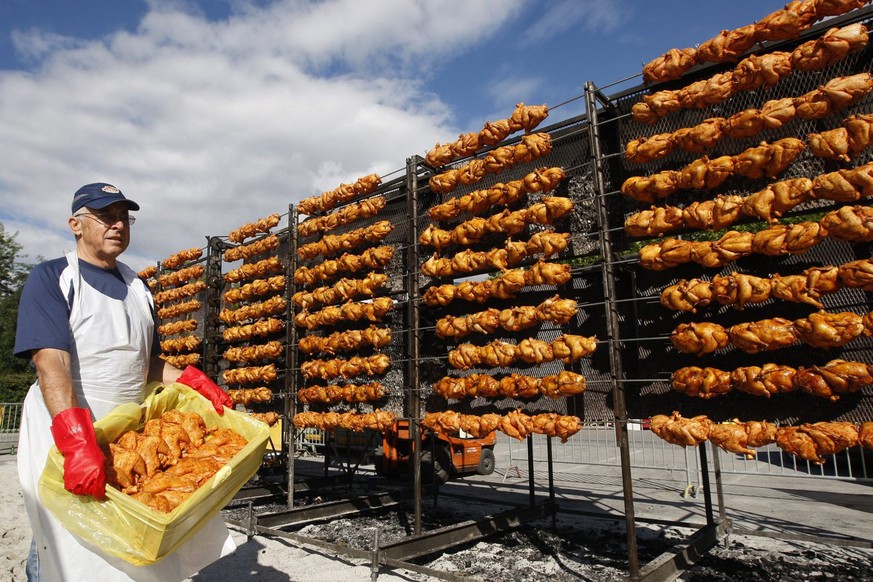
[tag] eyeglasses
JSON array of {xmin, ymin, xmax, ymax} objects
[{"xmin": 75, "ymin": 212, "xmax": 136, "ymax": 226}]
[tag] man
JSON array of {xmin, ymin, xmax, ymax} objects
[{"xmin": 14, "ymin": 183, "xmax": 233, "ymax": 581}]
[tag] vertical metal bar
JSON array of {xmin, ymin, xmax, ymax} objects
[
  {"xmin": 710, "ymin": 441, "xmax": 726, "ymax": 523},
  {"xmin": 371, "ymin": 528, "xmax": 381, "ymax": 582},
  {"xmin": 246, "ymin": 500, "xmax": 255, "ymax": 540},
  {"xmin": 286, "ymin": 205, "xmax": 299, "ymax": 508},
  {"xmin": 406, "ymin": 156, "xmax": 423, "ymax": 536},
  {"xmin": 527, "ymin": 436, "xmax": 536, "ymax": 508},
  {"xmin": 547, "ymin": 436, "xmax": 556, "ymax": 529},
  {"xmin": 584, "ymin": 80, "xmax": 639, "ymax": 579},
  {"xmin": 699, "ymin": 444, "xmax": 714, "ymax": 526},
  {"xmin": 203, "ymin": 237, "xmax": 225, "ymax": 379},
  {"xmin": 684, "ymin": 446, "xmax": 694, "ymax": 493}
]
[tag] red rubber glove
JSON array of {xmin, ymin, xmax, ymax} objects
[
  {"xmin": 50, "ymin": 407, "xmax": 106, "ymax": 499},
  {"xmin": 177, "ymin": 366, "xmax": 232, "ymax": 415}
]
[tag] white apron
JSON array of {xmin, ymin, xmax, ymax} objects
[{"xmin": 18, "ymin": 251, "xmax": 235, "ymax": 582}]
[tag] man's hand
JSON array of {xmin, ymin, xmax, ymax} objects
[
  {"xmin": 50, "ymin": 407, "xmax": 106, "ymax": 499},
  {"xmin": 177, "ymin": 366, "xmax": 232, "ymax": 414}
]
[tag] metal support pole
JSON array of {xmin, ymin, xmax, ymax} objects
[
  {"xmin": 203, "ymin": 236, "xmax": 225, "ymax": 379},
  {"xmin": 406, "ymin": 156, "xmax": 423, "ymax": 535},
  {"xmin": 584, "ymin": 80, "xmax": 640, "ymax": 579},
  {"xmin": 546, "ymin": 436, "xmax": 556, "ymax": 529},
  {"xmin": 246, "ymin": 500, "xmax": 255, "ymax": 541},
  {"xmin": 286, "ymin": 204, "xmax": 299, "ymax": 508},
  {"xmin": 370, "ymin": 525, "xmax": 381, "ymax": 581},
  {"xmin": 527, "ymin": 437, "xmax": 535, "ymax": 508},
  {"xmin": 709, "ymin": 441, "xmax": 727, "ymax": 523},
  {"xmin": 699, "ymin": 444, "xmax": 714, "ymax": 526}
]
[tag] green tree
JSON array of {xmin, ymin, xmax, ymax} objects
[{"xmin": 0, "ymin": 224, "xmax": 37, "ymax": 402}]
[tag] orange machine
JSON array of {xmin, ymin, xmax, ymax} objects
[{"xmin": 375, "ymin": 418, "xmax": 496, "ymax": 483}]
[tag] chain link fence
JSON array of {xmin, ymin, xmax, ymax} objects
[
  {"xmin": 0, "ymin": 402, "xmax": 22, "ymax": 454},
  {"xmin": 505, "ymin": 420, "xmax": 873, "ymax": 497}
]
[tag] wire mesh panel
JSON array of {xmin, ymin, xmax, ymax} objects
[
  {"xmin": 216, "ymin": 224, "xmax": 291, "ymax": 429},
  {"xmin": 152, "ymin": 249, "xmax": 210, "ymax": 371},
  {"xmin": 415, "ymin": 111, "xmax": 619, "ymax": 430},
  {"xmin": 291, "ymin": 174, "xmax": 413, "ymax": 423},
  {"xmin": 595, "ymin": 8, "xmax": 873, "ymax": 429}
]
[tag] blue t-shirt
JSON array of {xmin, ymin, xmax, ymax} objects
[{"xmin": 14, "ymin": 257, "xmax": 160, "ymax": 359}]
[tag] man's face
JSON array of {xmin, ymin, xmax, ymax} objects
[{"xmin": 69, "ymin": 202, "xmax": 133, "ymax": 265}]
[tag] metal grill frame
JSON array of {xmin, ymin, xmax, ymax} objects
[{"xmin": 142, "ymin": 6, "xmax": 873, "ymax": 579}]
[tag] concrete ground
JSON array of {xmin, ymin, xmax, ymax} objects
[
  {"xmin": 302, "ymin": 429, "xmax": 873, "ymax": 550},
  {"xmin": 441, "ymin": 432, "xmax": 873, "ymax": 548},
  {"xmin": 4, "ymin": 429, "xmax": 871, "ymax": 581}
]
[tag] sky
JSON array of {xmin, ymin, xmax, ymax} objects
[{"xmin": 0, "ymin": 0, "xmax": 784, "ymax": 271}]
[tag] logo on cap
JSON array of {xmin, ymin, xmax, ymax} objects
[{"xmin": 101, "ymin": 185, "xmax": 120, "ymax": 194}]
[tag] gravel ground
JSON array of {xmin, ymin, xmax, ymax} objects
[
  {"xmin": 219, "ymin": 475, "xmax": 873, "ymax": 582},
  {"xmin": 4, "ymin": 450, "xmax": 873, "ymax": 581}
]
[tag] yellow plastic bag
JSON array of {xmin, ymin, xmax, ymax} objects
[{"xmin": 39, "ymin": 382, "xmax": 270, "ymax": 565}]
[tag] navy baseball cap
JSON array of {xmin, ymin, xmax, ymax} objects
[{"xmin": 71, "ymin": 183, "xmax": 140, "ymax": 214}]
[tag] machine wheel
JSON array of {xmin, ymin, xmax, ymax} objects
[
  {"xmin": 421, "ymin": 450, "xmax": 450, "ymax": 484},
  {"xmin": 373, "ymin": 453, "xmax": 387, "ymax": 477},
  {"xmin": 476, "ymin": 448, "xmax": 495, "ymax": 475},
  {"xmin": 434, "ymin": 446, "xmax": 452, "ymax": 483}
]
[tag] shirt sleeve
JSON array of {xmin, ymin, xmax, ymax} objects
[{"xmin": 14, "ymin": 260, "xmax": 73, "ymax": 358}]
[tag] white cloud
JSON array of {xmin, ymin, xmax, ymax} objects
[
  {"xmin": 0, "ymin": 0, "xmax": 524, "ymax": 271},
  {"xmin": 483, "ymin": 75, "xmax": 546, "ymax": 114},
  {"xmin": 521, "ymin": 0, "xmax": 627, "ymax": 45}
]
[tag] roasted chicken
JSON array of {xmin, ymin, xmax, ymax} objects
[
  {"xmin": 224, "ymin": 235, "xmax": 280, "ymax": 263},
  {"xmin": 157, "ymin": 319, "xmax": 198, "ymax": 337},
  {"xmin": 793, "ymin": 310, "xmax": 866, "ymax": 348},
  {"xmin": 297, "ymin": 381, "xmax": 385, "ymax": 404},
  {"xmin": 422, "ymin": 410, "xmax": 582, "ymax": 443},
  {"xmin": 225, "ymin": 275, "xmax": 286, "ymax": 305},
  {"xmin": 298, "ymin": 196, "xmax": 386, "ymax": 238},
  {"xmin": 731, "ymin": 364, "xmax": 797, "ymax": 398},
  {"xmin": 793, "ymin": 359, "xmax": 873, "ymax": 401},
  {"xmin": 223, "ymin": 318, "xmax": 284, "ymax": 343},
  {"xmin": 695, "ymin": 24, "xmax": 757, "ymax": 63},
  {"xmin": 425, "ymin": 104, "xmax": 549, "ymax": 168},
  {"xmin": 671, "ymin": 322, "xmax": 730, "ymax": 356},
  {"xmin": 671, "ymin": 366, "xmax": 731, "ymax": 399},
  {"xmin": 776, "ymin": 422, "xmax": 859, "ymax": 464},
  {"xmin": 297, "ymin": 173, "xmax": 381, "ymax": 216},
  {"xmin": 222, "ymin": 363, "xmax": 278, "ymax": 386},
  {"xmin": 709, "ymin": 421, "xmax": 756, "ymax": 458},
  {"xmin": 223, "ymin": 341, "xmax": 283, "ymax": 364},
  {"xmin": 161, "ymin": 248, "xmax": 203, "ymax": 270},
  {"xmin": 229, "ymin": 213, "xmax": 281, "ymax": 244},
  {"xmin": 754, "ymin": 0, "xmax": 818, "ymax": 42},
  {"xmin": 643, "ymin": 47, "xmax": 697, "ymax": 83},
  {"xmin": 300, "ymin": 353, "xmax": 390, "ymax": 381},
  {"xmin": 220, "ymin": 295, "xmax": 287, "ymax": 326},
  {"xmin": 225, "ymin": 256, "xmax": 284, "ymax": 284},
  {"xmin": 294, "ymin": 297, "xmax": 394, "ymax": 330},
  {"xmin": 292, "ymin": 409, "xmax": 397, "ymax": 433},
  {"xmin": 159, "ymin": 335, "xmax": 202, "ymax": 355},
  {"xmin": 105, "ymin": 410, "xmax": 240, "ymax": 513},
  {"xmin": 291, "ymin": 273, "xmax": 386, "ymax": 311},
  {"xmin": 650, "ymin": 412, "xmax": 713, "ymax": 447},
  {"xmin": 297, "ymin": 221, "xmax": 393, "ymax": 260},
  {"xmin": 298, "ymin": 325, "xmax": 391, "ymax": 356},
  {"xmin": 153, "ymin": 281, "xmax": 207, "ymax": 306},
  {"xmin": 157, "ymin": 265, "xmax": 205, "ymax": 289},
  {"xmin": 433, "ymin": 370, "xmax": 586, "ymax": 400},
  {"xmin": 227, "ymin": 386, "xmax": 273, "ymax": 406},
  {"xmin": 820, "ymin": 205, "xmax": 873, "ymax": 243},
  {"xmin": 294, "ymin": 246, "xmax": 394, "ymax": 288}
]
